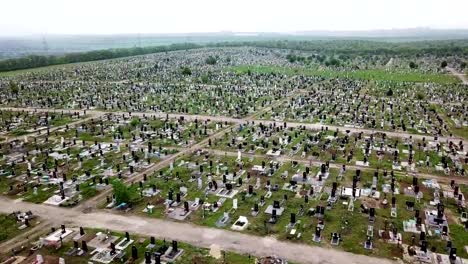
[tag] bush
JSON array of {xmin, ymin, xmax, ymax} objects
[
  {"xmin": 205, "ymin": 56, "xmax": 217, "ymax": 65},
  {"xmin": 416, "ymin": 92, "xmax": 425, "ymax": 100},
  {"xmin": 409, "ymin": 62, "xmax": 418, "ymax": 69},
  {"xmin": 181, "ymin": 67, "xmax": 192, "ymax": 76},
  {"xmin": 440, "ymin": 60, "xmax": 448, "ymax": 68},
  {"xmin": 386, "ymin": 88, "xmax": 394, "ymax": 96}
]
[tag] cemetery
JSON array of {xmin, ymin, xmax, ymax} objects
[
  {"xmin": 102, "ymin": 149, "xmax": 468, "ymax": 261},
  {"xmin": 0, "ymin": 43, "xmax": 466, "ymax": 264}
]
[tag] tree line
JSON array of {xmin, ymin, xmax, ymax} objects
[
  {"xmin": 2, "ymin": 39, "xmax": 468, "ymax": 72},
  {"xmin": 0, "ymin": 43, "xmax": 202, "ymax": 72}
]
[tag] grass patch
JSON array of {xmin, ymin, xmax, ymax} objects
[{"xmin": 229, "ymin": 65, "xmax": 460, "ymax": 84}]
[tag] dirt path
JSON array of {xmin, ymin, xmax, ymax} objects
[
  {"xmin": 447, "ymin": 67, "xmax": 468, "ymax": 85},
  {"xmin": 0, "ymin": 198, "xmax": 396, "ymax": 264}
]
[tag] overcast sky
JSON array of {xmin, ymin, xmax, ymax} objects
[{"xmin": 1, "ymin": 0, "xmax": 468, "ymax": 36}]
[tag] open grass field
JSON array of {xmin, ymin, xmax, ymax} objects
[{"xmin": 229, "ymin": 65, "xmax": 460, "ymax": 84}]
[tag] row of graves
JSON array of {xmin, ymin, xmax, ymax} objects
[
  {"xmin": 0, "ymin": 211, "xmax": 39, "ymax": 245},
  {"xmin": 0, "ymin": 110, "xmax": 85, "ymax": 142},
  {"xmin": 0, "ymin": 121, "xmax": 176, "ymax": 207},
  {"xmin": 211, "ymin": 122, "xmax": 467, "ymax": 177},
  {"xmin": 2, "ymin": 224, "xmax": 198, "ymax": 264},
  {"xmin": 56, "ymin": 113, "xmax": 226, "ymax": 149},
  {"xmin": 257, "ymin": 78, "xmax": 459, "ymax": 138},
  {"xmin": 113, "ymin": 147, "xmax": 468, "ymax": 261}
]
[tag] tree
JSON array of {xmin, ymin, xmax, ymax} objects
[
  {"xmin": 325, "ymin": 58, "xmax": 340, "ymax": 67},
  {"xmin": 9, "ymin": 81, "xmax": 19, "ymax": 95},
  {"xmin": 386, "ymin": 88, "xmax": 393, "ymax": 96},
  {"xmin": 200, "ymin": 74, "xmax": 210, "ymax": 84},
  {"xmin": 416, "ymin": 92, "xmax": 425, "ymax": 100},
  {"xmin": 409, "ymin": 62, "xmax": 418, "ymax": 69},
  {"xmin": 286, "ymin": 54, "xmax": 296, "ymax": 63},
  {"xmin": 181, "ymin": 67, "xmax": 192, "ymax": 76},
  {"xmin": 440, "ymin": 61, "xmax": 447, "ymax": 68},
  {"xmin": 112, "ymin": 180, "xmax": 139, "ymax": 205},
  {"xmin": 130, "ymin": 118, "xmax": 140, "ymax": 127},
  {"xmin": 205, "ymin": 56, "xmax": 217, "ymax": 65}
]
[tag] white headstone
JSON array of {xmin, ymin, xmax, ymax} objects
[
  {"xmin": 61, "ymin": 137, "xmax": 64, "ymax": 145},
  {"xmin": 36, "ymin": 255, "xmax": 44, "ymax": 264},
  {"xmin": 233, "ymin": 199, "xmax": 238, "ymax": 209},
  {"xmin": 59, "ymin": 257, "xmax": 65, "ymax": 264},
  {"xmin": 197, "ymin": 177, "xmax": 203, "ymax": 189},
  {"xmin": 237, "ymin": 150, "xmax": 241, "ymax": 160}
]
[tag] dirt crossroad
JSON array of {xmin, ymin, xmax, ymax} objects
[{"xmin": 0, "ymin": 198, "xmax": 396, "ymax": 264}]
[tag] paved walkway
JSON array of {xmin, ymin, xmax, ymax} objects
[{"xmin": 0, "ymin": 198, "xmax": 396, "ymax": 264}]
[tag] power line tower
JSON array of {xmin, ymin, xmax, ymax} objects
[{"xmin": 42, "ymin": 35, "xmax": 49, "ymax": 55}]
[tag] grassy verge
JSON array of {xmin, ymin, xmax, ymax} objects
[{"xmin": 229, "ymin": 65, "xmax": 460, "ymax": 84}]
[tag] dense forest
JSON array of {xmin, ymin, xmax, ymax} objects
[{"xmin": 1, "ymin": 39, "xmax": 468, "ymax": 72}]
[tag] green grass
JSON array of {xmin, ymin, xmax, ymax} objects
[
  {"xmin": 0, "ymin": 214, "xmax": 23, "ymax": 242},
  {"xmin": 229, "ymin": 65, "xmax": 460, "ymax": 84}
]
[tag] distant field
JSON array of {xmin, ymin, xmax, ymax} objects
[{"xmin": 229, "ymin": 65, "xmax": 460, "ymax": 84}]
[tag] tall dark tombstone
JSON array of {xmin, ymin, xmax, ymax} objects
[
  {"xmin": 131, "ymin": 245, "xmax": 138, "ymax": 259},
  {"xmin": 82, "ymin": 240, "xmax": 88, "ymax": 252},
  {"xmin": 450, "ymin": 247, "xmax": 457, "ymax": 261},
  {"xmin": 290, "ymin": 213, "xmax": 296, "ymax": 224},
  {"xmin": 145, "ymin": 251, "xmax": 152, "ymax": 264},
  {"xmin": 154, "ymin": 252, "xmax": 161, "ymax": 264},
  {"xmin": 110, "ymin": 242, "xmax": 116, "ymax": 255},
  {"xmin": 172, "ymin": 240, "xmax": 178, "ymax": 252}
]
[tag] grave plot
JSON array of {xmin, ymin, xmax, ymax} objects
[
  {"xmin": 209, "ymin": 122, "xmax": 467, "ymax": 177},
  {"xmin": 0, "ymin": 110, "xmax": 85, "ymax": 142},
  {"xmin": 437, "ymin": 103, "xmax": 468, "ymax": 140},
  {"xmin": 0, "ymin": 211, "xmax": 40, "ymax": 244},
  {"xmin": 0, "ymin": 126, "xmax": 175, "ymax": 206},
  {"xmin": 332, "ymin": 168, "xmax": 468, "ymax": 261},
  {"xmin": 0, "ymin": 226, "xmax": 261, "ymax": 264}
]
